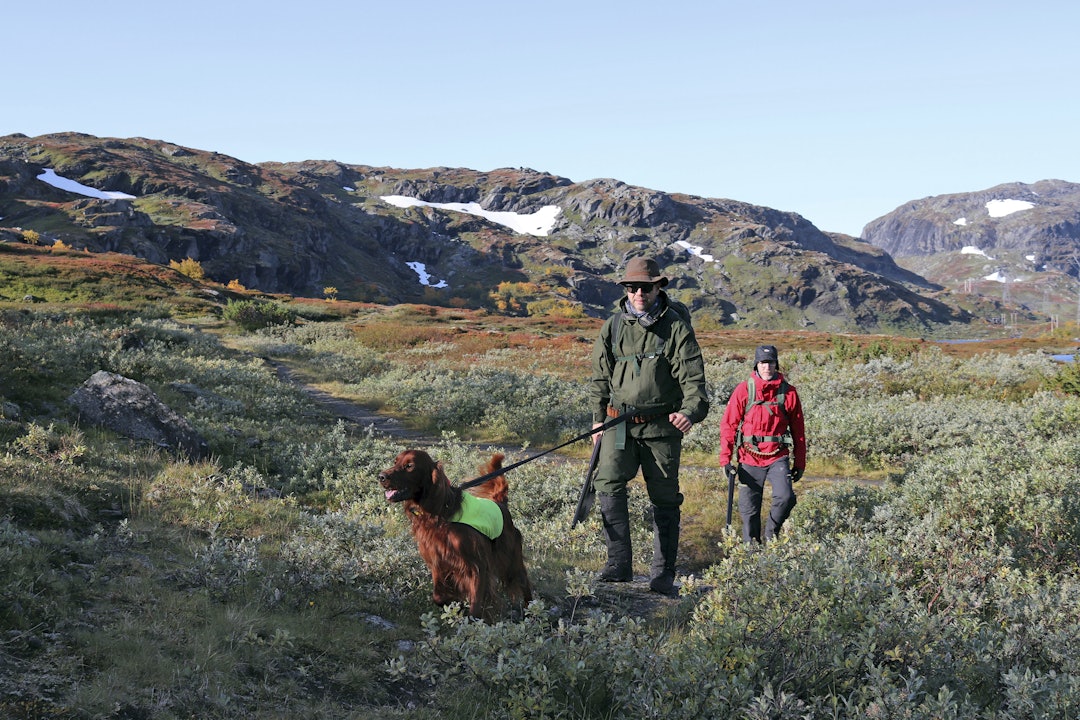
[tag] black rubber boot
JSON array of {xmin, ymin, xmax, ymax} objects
[
  {"xmin": 649, "ymin": 505, "xmax": 680, "ymax": 595},
  {"xmin": 598, "ymin": 493, "xmax": 632, "ymax": 582}
]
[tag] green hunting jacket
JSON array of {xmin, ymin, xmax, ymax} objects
[{"xmin": 589, "ymin": 293, "xmax": 710, "ymax": 437}]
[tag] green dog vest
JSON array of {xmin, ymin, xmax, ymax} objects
[{"xmin": 451, "ymin": 492, "xmax": 504, "ymax": 540}]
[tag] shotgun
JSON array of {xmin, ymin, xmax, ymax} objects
[{"xmin": 571, "ymin": 433, "xmax": 603, "ymax": 528}]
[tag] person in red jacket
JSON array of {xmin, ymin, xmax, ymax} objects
[{"xmin": 719, "ymin": 345, "xmax": 806, "ymax": 543}]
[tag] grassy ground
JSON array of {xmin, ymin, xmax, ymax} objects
[{"xmin": 3, "ymin": 243, "xmax": 1079, "ymax": 717}]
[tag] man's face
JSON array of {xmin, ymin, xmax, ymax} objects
[
  {"xmin": 756, "ymin": 360, "xmax": 777, "ymax": 380},
  {"xmin": 623, "ymin": 282, "xmax": 659, "ymax": 312}
]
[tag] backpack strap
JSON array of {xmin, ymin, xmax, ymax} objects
[
  {"xmin": 611, "ymin": 313, "xmax": 667, "ymax": 374},
  {"xmin": 610, "ymin": 299, "xmax": 691, "ymax": 373}
]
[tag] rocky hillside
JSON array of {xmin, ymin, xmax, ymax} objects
[
  {"xmin": 861, "ymin": 180, "xmax": 1080, "ymax": 320},
  {"xmin": 1, "ymin": 132, "xmax": 980, "ymax": 333},
  {"xmin": 863, "ymin": 180, "xmax": 1080, "ymax": 270}
]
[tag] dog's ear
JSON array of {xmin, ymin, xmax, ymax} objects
[{"xmin": 433, "ymin": 461, "xmax": 452, "ymax": 487}]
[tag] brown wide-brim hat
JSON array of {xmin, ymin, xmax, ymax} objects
[{"xmin": 617, "ymin": 257, "xmax": 669, "ymax": 287}]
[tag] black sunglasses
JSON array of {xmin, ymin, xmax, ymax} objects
[{"xmin": 623, "ymin": 282, "xmax": 655, "ymax": 294}]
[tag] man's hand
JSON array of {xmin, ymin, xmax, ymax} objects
[
  {"xmin": 669, "ymin": 411, "xmax": 692, "ymax": 433},
  {"xmin": 789, "ymin": 467, "xmax": 804, "ymax": 483},
  {"xmin": 724, "ymin": 463, "xmax": 737, "ymax": 482},
  {"xmin": 591, "ymin": 422, "xmax": 604, "ymax": 445}
]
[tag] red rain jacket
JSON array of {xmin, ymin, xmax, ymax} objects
[{"xmin": 719, "ymin": 371, "xmax": 806, "ymax": 469}]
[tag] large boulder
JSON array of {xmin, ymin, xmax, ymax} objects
[{"xmin": 68, "ymin": 370, "xmax": 209, "ymax": 460}]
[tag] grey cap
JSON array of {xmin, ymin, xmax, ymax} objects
[{"xmin": 754, "ymin": 345, "xmax": 779, "ymax": 364}]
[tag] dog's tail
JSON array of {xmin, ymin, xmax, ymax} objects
[{"xmin": 468, "ymin": 453, "xmax": 509, "ymax": 504}]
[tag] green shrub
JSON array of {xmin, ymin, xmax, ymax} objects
[
  {"xmin": 391, "ymin": 604, "xmax": 675, "ymax": 719},
  {"xmin": 222, "ymin": 299, "xmax": 296, "ymax": 330},
  {"xmin": 349, "ymin": 365, "xmax": 589, "ymax": 445},
  {"xmin": 9, "ymin": 422, "xmax": 86, "ymax": 465},
  {"xmin": 1049, "ymin": 359, "xmax": 1080, "ymax": 396},
  {"xmin": 9, "ymin": 308, "xmax": 1080, "ymax": 718}
]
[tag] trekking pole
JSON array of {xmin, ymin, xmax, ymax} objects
[{"xmin": 725, "ymin": 462, "xmax": 737, "ymax": 529}]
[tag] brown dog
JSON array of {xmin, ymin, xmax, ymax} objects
[{"xmin": 378, "ymin": 450, "xmax": 533, "ymax": 620}]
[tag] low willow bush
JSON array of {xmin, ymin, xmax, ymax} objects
[
  {"xmin": 231, "ymin": 322, "xmax": 392, "ymax": 383},
  {"xmin": 794, "ymin": 357, "xmax": 1080, "ymax": 470},
  {"xmin": 794, "ymin": 348, "xmax": 1059, "ymax": 402},
  {"xmin": 275, "ymin": 508, "xmax": 428, "ymax": 605},
  {"xmin": 793, "ymin": 346, "xmax": 1059, "ymax": 401},
  {"xmin": 222, "ymin": 299, "xmax": 296, "ymax": 330},
  {"xmin": 391, "ymin": 428, "xmax": 1080, "ymax": 718},
  {"xmin": 346, "ymin": 365, "xmax": 590, "ymax": 444},
  {"xmin": 179, "ymin": 533, "xmax": 265, "ymax": 601},
  {"xmin": 803, "ymin": 392, "xmax": 1074, "ymax": 467},
  {"xmin": 272, "ymin": 420, "xmax": 402, "ymax": 497},
  {"xmin": 0, "ymin": 516, "xmax": 51, "ymax": 629},
  {"xmin": 886, "ymin": 431, "xmax": 1080, "ymax": 573},
  {"xmin": 8, "ymin": 310, "xmax": 1080, "ymax": 718},
  {"xmin": 389, "ymin": 605, "xmax": 676, "ymax": 719}
]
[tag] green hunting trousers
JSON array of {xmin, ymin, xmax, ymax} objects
[{"xmin": 593, "ymin": 430, "xmax": 684, "ymax": 508}]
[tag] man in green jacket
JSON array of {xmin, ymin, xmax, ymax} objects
[{"xmin": 589, "ymin": 257, "xmax": 710, "ymax": 594}]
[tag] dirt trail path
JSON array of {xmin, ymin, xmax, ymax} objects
[
  {"xmin": 270, "ymin": 360, "xmax": 431, "ymax": 440},
  {"xmin": 267, "ymin": 358, "xmax": 567, "ymax": 460}
]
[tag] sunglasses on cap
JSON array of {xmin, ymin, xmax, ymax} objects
[{"xmin": 623, "ymin": 282, "xmax": 656, "ymax": 294}]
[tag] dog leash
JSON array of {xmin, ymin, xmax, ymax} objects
[{"xmin": 456, "ymin": 411, "xmax": 634, "ymax": 491}]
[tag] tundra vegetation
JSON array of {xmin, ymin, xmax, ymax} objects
[{"xmin": 2, "ymin": 297, "xmax": 1080, "ymax": 719}]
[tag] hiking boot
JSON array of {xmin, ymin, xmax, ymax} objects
[
  {"xmin": 649, "ymin": 504, "xmax": 679, "ymax": 595},
  {"xmin": 599, "ymin": 493, "xmax": 632, "ymax": 582},
  {"xmin": 599, "ymin": 564, "xmax": 633, "ymax": 582}
]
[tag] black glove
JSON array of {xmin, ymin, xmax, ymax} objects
[
  {"xmin": 789, "ymin": 467, "xmax": 804, "ymax": 483},
  {"xmin": 724, "ymin": 463, "xmax": 737, "ymax": 482}
]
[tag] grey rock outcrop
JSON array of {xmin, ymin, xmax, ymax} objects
[
  {"xmin": 863, "ymin": 180, "xmax": 1080, "ymax": 274},
  {"xmin": 68, "ymin": 370, "xmax": 209, "ymax": 459}
]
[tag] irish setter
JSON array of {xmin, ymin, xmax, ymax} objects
[{"xmin": 378, "ymin": 450, "xmax": 533, "ymax": 620}]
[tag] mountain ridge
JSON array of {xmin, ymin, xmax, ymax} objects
[
  {"xmin": 0, "ymin": 131, "xmax": 1034, "ymax": 334},
  {"xmin": 862, "ymin": 180, "xmax": 1080, "ymax": 322},
  {"xmin": 863, "ymin": 179, "xmax": 1080, "ymax": 266}
]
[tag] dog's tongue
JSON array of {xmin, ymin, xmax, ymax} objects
[{"xmin": 384, "ymin": 489, "xmax": 397, "ymax": 501}]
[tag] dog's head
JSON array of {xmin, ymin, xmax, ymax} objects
[{"xmin": 378, "ymin": 449, "xmax": 445, "ymax": 504}]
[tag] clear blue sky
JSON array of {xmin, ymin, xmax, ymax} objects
[{"xmin": 7, "ymin": 0, "xmax": 1078, "ymax": 236}]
